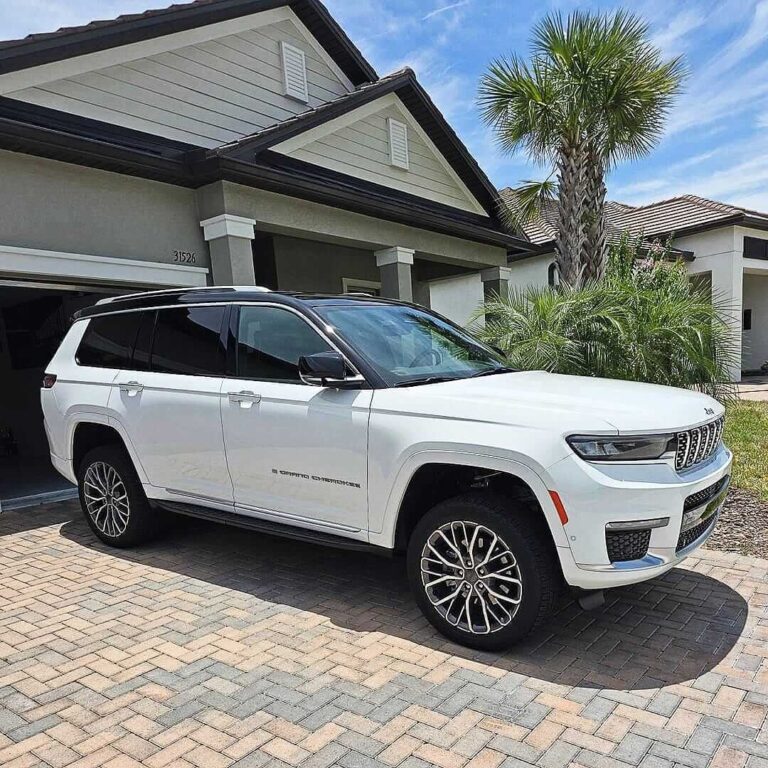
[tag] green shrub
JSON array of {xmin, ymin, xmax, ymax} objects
[{"xmin": 474, "ymin": 234, "xmax": 737, "ymax": 401}]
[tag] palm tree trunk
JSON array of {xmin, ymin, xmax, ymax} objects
[
  {"xmin": 582, "ymin": 150, "xmax": 608, "ymax": 281},
  {"xmin": 554, "ymin": 139, "xmax": 587, "ymax": 287}
]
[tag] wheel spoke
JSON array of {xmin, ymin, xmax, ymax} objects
[
  {"xmin": 83, "ymin": 462, "xmax": 130, "ymax": 537},
  {"xmin": 420, "ymin": 520, "xmax": 522, "ymax": 635}
]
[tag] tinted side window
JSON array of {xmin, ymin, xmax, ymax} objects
[
  {"xmin": 151, "ymin": 307, "xmax": 226, "ymax": 376},
  {"xmin": 132, "ymin": 310, "xmax": 156, "ymax": 371},
  {"xmin": 237, "ymin": 306, "xmax": 332, "ymax": 383},
  {"xmin": 76, "ymin": 313, "xmax": 142, "ymax": 369}
]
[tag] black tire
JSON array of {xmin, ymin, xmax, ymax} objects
[
  {"xmin": 77, "ymin": 444, "xmax": 161, "ymax": 548},
  {"xmin": 407, "ymin": 492, "xmax": 560, "ymax": 650}
]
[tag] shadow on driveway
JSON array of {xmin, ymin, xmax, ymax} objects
[{"xmin": 4, "ymin": 500, "xmax": 748, "ymax": 692}]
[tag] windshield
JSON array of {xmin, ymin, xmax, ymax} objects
[{"xmin": 317, "ymin": 304, "xmax": 510, "ymax": 386}]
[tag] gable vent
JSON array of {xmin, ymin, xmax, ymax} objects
[
  {"xmin": 388, "ymin": 118, "xmax": 410, "ymax": 170},
  {"xmin": 281, "ymin": 41, "xmax": 309, "ymax": 102}
]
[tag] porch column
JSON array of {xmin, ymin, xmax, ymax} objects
[
  {"xmin": 200, "ymin": 214, "xmax": 257, "ymax": 285},
  {"xmin": 376, "ymin": 246, "xmax": 414, "ymax": 302},
  {"xmin": 481, "ymin": 266, "xmax": 512, "ymax": 301}
]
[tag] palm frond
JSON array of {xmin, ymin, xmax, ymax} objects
[{"xmin": 500, "ymin": 178, "xmax": 557, "ymax": 230}]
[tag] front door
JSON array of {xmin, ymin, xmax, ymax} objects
[
  {"xmin": 109, "ymin": 306, "xmax": 233, "ymax": 504},
  {"xmin": 220, "ymin": 304, "xmax": 371, "ymax": 533}
]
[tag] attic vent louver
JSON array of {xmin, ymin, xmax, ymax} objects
[
  {"xmin": 281, "ymin": 41, "xmax": 309, "ymax": 102},
  {"xmin": 388, "ymin": 118, "xmax": 409, "ymax": 170}
]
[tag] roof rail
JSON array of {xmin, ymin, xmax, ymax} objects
[{"xmin": 96, "ymin": 285, "xmax": 271, "ymax": 306}]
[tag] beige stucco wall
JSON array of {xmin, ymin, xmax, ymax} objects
[
  {"xmin": 204, "ymin": 181, "xmax": 508, "ymax": 270},
  {"xmin": 0, "ymin": 150, "xmax": 207, "ymax": 268}
]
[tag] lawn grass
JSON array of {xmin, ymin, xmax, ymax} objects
[{"xmin": 725, "ymin": 400, "xmax": 768, "ymax": 502}]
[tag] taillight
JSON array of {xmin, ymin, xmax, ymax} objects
[{"xmin": 42, "ymin": 373, "xmax": 57, "ymax": 389}]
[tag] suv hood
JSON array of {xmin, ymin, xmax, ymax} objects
[{"xmin": 376, "ymin": 371, "xmax": 723, "ymax": 434}]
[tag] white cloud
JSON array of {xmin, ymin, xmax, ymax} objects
[
  {"xmin": 651, "ymin": 8, "xmax": 709, "ymax": 55},
  {"xmin": 423, "ymin": 1, "xmax": 470, "ymax": 21}
]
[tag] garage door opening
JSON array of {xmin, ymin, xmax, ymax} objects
[{"xmin": 0, "ymin": 283, "xmax": 118, "ymax": 510}]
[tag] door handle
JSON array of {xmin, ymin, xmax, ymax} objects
[
  {"xmin": 228, "ymin": 390, "xmax": 261, "ymax": 408},
  {"xmin": 119, "ymin": 381, "xmax": 144, "ymax": 396}
]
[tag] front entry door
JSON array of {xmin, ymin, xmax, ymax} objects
[{"xmin": 220, "ymin": 304, "xmax": 371, "ymax": 533}]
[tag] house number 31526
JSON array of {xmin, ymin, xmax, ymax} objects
[{"xmin": 173, "ymin": 250, "xmax": 197, "ymax": 264}]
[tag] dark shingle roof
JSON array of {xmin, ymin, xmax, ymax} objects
[
  {"xmin": 0, "ymin": 0, "xmax": 377, "ymax": 84},
  {"xmin": 215, "ymin": 69, "xmax": 411, "ymax": 155},
  {"xmin": 500, "ymin": 189, "xmax": 768, "ymax": 246}
]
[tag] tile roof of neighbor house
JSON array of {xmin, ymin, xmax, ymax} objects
[
  {"xmin": 0, "ymin": 0, "xmax": 377, "ymax": 84},
  {"xmin": 500, "ymin": 188, "xmax": 768, "ymax": 247}
]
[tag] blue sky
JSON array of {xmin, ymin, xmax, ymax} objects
[{"xmin": 2, "ymin": 0, "xmax": 768, "ymax": 209}]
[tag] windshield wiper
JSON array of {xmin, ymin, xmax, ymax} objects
[
  {"xmin": 468, "ymin": 366, "xmax": 517, "ymax": 378},
  {"xmin": 393, "ymin": 375, "xmax": 461, "ymax": 388}
]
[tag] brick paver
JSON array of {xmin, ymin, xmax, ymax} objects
[{"xmin": 1, "ymin": 500, "xmax": 767, "ymax": 767}]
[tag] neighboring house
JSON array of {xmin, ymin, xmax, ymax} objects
[
  {"xmin": 0, "ymin": 0, "xmax": 530, "ymax": 504},
  {"xmin": 430, "ymin": 191, "xmax": 768, "ymax": 381}
]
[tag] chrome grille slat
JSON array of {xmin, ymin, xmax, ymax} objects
[{"xmin": 674, "ymin": 416, "xmax": 724, "ymax": 472}]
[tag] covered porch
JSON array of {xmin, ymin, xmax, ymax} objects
[{"xmin": 196, "ymin": 181, "xmax": 518, "ymax": 309}]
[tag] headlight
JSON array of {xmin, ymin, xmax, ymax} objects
[{"xmin": 567, "ymin": 434, "xmax": 676, "ymax": 462}]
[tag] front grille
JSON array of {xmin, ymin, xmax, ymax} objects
[
  {"xmin": 606, "ymin": 529, "xmax": 651, "ymax": 563},
  {"xmin": 675, "ymin": 416, "xmax": 724, "ymax": 471},
  {"xmin": 677, "ymin": 514, "xmax": 718, "ymax": 552},
  {"xmin": 683, "ymin": 475, "xmax": 730, "ymax": 512}
]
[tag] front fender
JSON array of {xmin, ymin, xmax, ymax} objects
[{"xmin": 368, "ymin": 447, "xmax": 568, "ymax": 550}]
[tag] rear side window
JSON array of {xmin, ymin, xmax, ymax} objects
[
  {"xmin": 236, "ymin": 305, "xmax": 332, "ymax": 383},
  {"xmin": 151, "ymin": 307, "xmax": 226, "ymax": 376},
  {"xmin": 76, "ymin": 313, "xmax": 142, "ymax": 369}
]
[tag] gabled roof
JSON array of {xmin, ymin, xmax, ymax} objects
[
  {"xmin": 501, "ymin": 188, "xmax": 768, "ymax": 250},
  {"xmin": 0, "ymin": 1, "xmax": 529, "ymax": 253},
  {"xmin": 212, "ymin": 68, "xmax": 505, "ymax": 222},
  {"xmin": 608, "ymin": 194, "xmax": 768, "ymax": 238},
  {"xmin": 0, "ymin": 0, "xmax": 377, "ymax": 85}
]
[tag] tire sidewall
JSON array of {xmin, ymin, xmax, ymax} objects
[
  {"xmin": 77, "ymin": 445, "xmax": 150, "ymax": 547},
  {"xmin": 407, "ymin": 495, "xmax": 546, "ymax": 650}
]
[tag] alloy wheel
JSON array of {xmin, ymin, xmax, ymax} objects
[
  {"xmin": 83, "ymin": 461, "xmax": 130, "ymax": 537},
  {"xmin": 420, "ymin": 520, "xmax": 523, "ymax": 634}
]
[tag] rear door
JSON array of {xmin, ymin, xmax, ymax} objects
[
  {"xmin": 220, "ymin": 304, "xmax": 371, "ymax": 533},
  {"xmin": 109, "ymin": 306, "xmax": 233, "ymax": 505}
]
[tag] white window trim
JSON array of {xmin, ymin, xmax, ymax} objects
[
  {"xmin": 342, "ymin": 277, "xmax": 381, "ymax": 295},
  {"xmin": 280, "ymin": 40, "xmax": 309, "ymax": 103},
  {"xmin": 388, "ymin": 117, "xmax": 410, "ymax": 170}
]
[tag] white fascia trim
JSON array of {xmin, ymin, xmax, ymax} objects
[
  {"xmin": 0, "ymin": 7, "xmax": 292, "ymax": 95},
  {"xmin": 272, "ymin": 93, "xmax": 488, "ymax": 217},
  {"xmin": 285, "ymin": 8, "xmax": 354, "ymax": 92},
  {"xmin": 273, "ymin": 93, "xmax": 401, "ymax": 154},
  {"xmin": 481, "ymin": 266, "xmax": 513, "ymax": 282},
  {"xmin": 375, "ymin": 246, "xmax": 415, "ymax": 267},
  {"xmin": 390, "ymin": 98, "xmax": 487, "ymax": 216},
  {"xmin": 200, "ymin": 214, "xmax": 257, "ymax": 241},
  {"xmin": 0, "ymin": 244, "xmax": 209, "ymax": 288}
]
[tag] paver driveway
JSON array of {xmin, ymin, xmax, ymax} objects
[{"xmin": 1, "ymin": 500, "xmax": 767, "ymax": 768}]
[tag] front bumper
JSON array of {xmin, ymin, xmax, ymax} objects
[{"xmin": 548, "ymin": 444, "xmax": 733, "ymax": 590}]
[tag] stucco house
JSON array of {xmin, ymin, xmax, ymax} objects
[
  {"xmin": 0, "ymin": 0, "xmax": 532, "ymax": 506},
  {"xmin": 430, "ymin": 192, "xmax": 768, "ymax": 381}
]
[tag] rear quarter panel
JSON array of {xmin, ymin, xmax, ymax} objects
[{"xmin": 41, "ymin": 319, "xmax": 119, "ymax": 471}]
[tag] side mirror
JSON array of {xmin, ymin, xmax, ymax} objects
[{"xmin": 298, "ymin": 351, "xmax": 363, "ymax": 389}]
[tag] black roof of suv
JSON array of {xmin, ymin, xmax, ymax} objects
[{"xmin": 74, "ymin": 287, "xmax": 403, "ymax": 320}]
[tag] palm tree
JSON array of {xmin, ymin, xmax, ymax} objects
[{"xmin": 479, "ymin": 11, "xmax": 685, "ymax": 286}]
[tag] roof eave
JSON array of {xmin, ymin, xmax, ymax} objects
[
  {"xmin": 217, "ymin": 69, "xmax": 510, "ymax": 226},
  {"xmin": 0, "ymin": 0, "xmax": 376, "ymax": 85},
  {"xmin": 203, "ymin": 154, "xmax": 531, "ymax": 250}
]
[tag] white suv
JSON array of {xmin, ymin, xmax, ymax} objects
[{"xmin": 42, "ymin": 287, "xmax": 732, "ymax": 649}]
